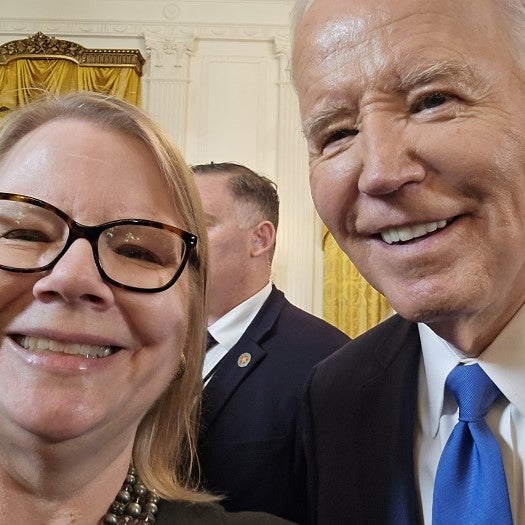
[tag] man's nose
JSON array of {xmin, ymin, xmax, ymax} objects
[{"xmin": 357, "ymin": 115, "xmax": 426, "ymax": 195}]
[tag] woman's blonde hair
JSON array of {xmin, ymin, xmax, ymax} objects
[{"xmin": 0, "ymin": 91, "xmax": 212, "ymax": 502}]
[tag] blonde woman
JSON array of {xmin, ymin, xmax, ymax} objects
[{"xmin": 0, "ymin": 92, "xmax": 292, "ymax": 524}]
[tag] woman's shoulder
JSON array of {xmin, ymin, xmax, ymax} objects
[{"xmin": 157, "ymin": 500, "xmax": 296, "ymax": 525}]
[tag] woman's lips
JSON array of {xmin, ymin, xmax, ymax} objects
[{"xmin": 12, "ymin": 335, "xmax": 117, "ymax": 359}]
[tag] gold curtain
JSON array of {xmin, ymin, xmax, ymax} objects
[
  {"xmin": 80, "ymin": 66, "xmax": 141, "ymax": 104},
  {"xmin": 0, "ymin": 59, "xmax": 141, "ymax": 111},
  {"xmin": 323, "ymin": 228, "xmax": 392, "ymax": 338},
  {"xmin": 0, "ymin": 33, "xmax": 144, "ymax": 113}
]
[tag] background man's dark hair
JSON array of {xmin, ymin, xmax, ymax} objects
[{"xmin": 192, "ymin": 162, "xmax": 279, "ymax": 233}]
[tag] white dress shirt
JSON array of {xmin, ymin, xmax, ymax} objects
[
  {"xmin": 202, "ymin": 282, "xmax": 272, "ymax": 386},
  {"xmin": 415, "ymin": 304, "xmax": 525, "ymax": 523}
]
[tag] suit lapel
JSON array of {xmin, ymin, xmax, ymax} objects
[
  {"xmin": 357, "ymin": 318, "xmax": 422, "ymax": 524},
  {"xmin": 202, "ymin": 340, "xmax": 266, "ymax": 427},
  {"xmin": 202, "ymin": 286, "xmax": 285, "ymax": 428}
]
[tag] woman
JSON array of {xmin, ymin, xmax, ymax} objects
[{"xmin": 0, "ymin": 92, "xmax": 292, "ymax": 524}]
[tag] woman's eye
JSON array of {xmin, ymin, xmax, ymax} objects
[
  {"xmin": 412, "ymin": 92, "xmax": 450, "ymax": 113},
  {"xmin": 115, "ymin": 244, "xmax": 162, "ymax": 265},
  {"xmin": 3, "ymin": 229, "xmax": 50, "ymax": 242}
]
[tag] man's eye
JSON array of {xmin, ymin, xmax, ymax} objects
[
  {"xmin": 412, "ymin": 92, "xmax": 450, "ymax": 113},
  {"xmin": 322, "ymin": 128, "xmax": 358, "ymax": 149}
]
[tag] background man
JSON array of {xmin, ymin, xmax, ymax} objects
[
  {"xmin": 192, "ymin": 162, "xmax": 349, "ymax": 522},
  {"xmin": 292, "ymin": 0, "xmax": 525, "ymax": 523}
]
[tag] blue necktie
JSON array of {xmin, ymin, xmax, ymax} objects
[{"xmin": 432, "ymin": 364, "xmax": 513, "ymax": 525}]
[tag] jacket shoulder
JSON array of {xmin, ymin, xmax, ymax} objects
[
  {"xmin": 311, "ymin": 314, "xmax": 418, "ymax": 383},
  {"xmin": 274, "ymin": 292, "xmax": 350, "ymax": 342},
  {"xmin": 157, "ymin": 500, "xmax": 295, "ymax": 525}
]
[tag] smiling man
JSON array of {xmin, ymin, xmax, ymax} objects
[{"xmin": 292, "ymin": 0, "xmax": 525, "ymax": 523}]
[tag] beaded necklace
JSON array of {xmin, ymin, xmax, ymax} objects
[{"xmin": 102, "ymin": 466, "xmax": 159, "ymax": 524}]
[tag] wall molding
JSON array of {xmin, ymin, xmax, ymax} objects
[{"xmin": 0, "ymin": 19, "xmax": 290, "ymax": 41}]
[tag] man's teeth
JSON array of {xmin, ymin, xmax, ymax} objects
[
  {"xmin": 381, "ymin": 220, "xmax": 447, "ymax": 245},
  {"xmin": 15, "ymin": 335, "xmax": 113, "ymax": 359}
]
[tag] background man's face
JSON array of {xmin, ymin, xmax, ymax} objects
[
  {"xmin": 293, "ymin": 0, "xmax": 525, "ymax": 346},
  {"xmin": 195, "ymin": 174, "xmax": 255, "ymax": 304}
]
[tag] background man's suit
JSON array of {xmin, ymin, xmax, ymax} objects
[
  {"xmin": 198, "ymin": 286, "xmax": 350, "ymax": 523},
  {"xmin": 300, "ymin": 314, "xmax": 421, "ymax": 525}
]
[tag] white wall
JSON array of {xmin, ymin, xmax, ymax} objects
[{"xmin": 0, "ymin": 0, "xmax": 324, "ymax": 316}]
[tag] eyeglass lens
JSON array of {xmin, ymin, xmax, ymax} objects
[
  {"xmin": 99, "ymin": 223, "xmax": 186, "ymax": 289},
  {"xmin": 0, "ymin": 198, "xmax": 188, "ymax": 290}
]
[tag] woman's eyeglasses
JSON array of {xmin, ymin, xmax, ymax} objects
[{"xmin": 0, "ymin": 193, "xmax": 197, "ymax": 293}]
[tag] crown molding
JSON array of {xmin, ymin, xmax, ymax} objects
[{"xmin": 0, "ymin": 18, "xmax": 290, "ymax": 41}]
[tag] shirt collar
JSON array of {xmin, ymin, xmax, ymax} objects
[
  {"xmin": 418, "ymin": 323, "xmax": 460, "ymax": 437},
  {"xmin": 208, "ymin": 282, "xmax": 272, "ymax": 351},
  {"xmin": 419, "ymin": 302, "xmax": 525, "ymax": 437}
]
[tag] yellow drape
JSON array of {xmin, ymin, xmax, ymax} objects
[
  {"xmin": 323, "ymin": 228, "xmax": 392, "ymax": 338},
  {"xmin": 0, "ymin": 58, "xmax": 141, "ymax": 113},
  {"xmin": 79, "ymin": 65, "xmax": 141, "ymax": 104}
]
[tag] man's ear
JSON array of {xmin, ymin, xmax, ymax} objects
[{"xmin": 251, "ymin": 220, "xmax": 276, "ymax": 256}]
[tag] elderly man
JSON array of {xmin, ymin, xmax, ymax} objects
[
  {"xmin": 292, "ymin": 0, "xmax": 525, "ymax": 523},
  {"xmin": 192, "ymin": 162, "xmax": 349, "ymax": 522}
]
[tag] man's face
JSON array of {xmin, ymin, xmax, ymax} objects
[
  {"xmin": 293, "ymin": 0, "xmax": 525, "ymax": 348},
  {"xmin": 194, "ymin": 174, "xmax": 255, "ymax": 308}
]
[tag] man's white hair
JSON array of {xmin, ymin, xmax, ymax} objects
[{"xmin": 497, "ymin": 0, "xmax": 525, "ymax": 64}]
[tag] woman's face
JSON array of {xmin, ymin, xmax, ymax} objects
[{"xmin": 0, "ymin": 118, "xmax": 189, "ymax": 444}]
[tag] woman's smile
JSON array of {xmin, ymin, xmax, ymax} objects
[{"xmin": 12, "ymin": 334, "xmax": 116, "ymax": 358}]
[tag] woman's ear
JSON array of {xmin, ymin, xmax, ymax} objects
[{"xmin": 251, "ymin": 220, "xmax": 276, "ymax": 257}]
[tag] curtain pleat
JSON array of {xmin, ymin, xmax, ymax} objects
[
  {"xmin": 79, "ymin": 66, "xmax": 141, "ymax": 105},
  {"xmin": 0, "ymin": 58, "xmax": 141, "ymax": 115},
  {"xmin": 323, "ymin": 228, "xmax": 392, "ymax": 338}
]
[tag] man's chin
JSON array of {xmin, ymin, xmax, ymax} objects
[{"xmin": 388, "ymin": 300, "xmax": 460, "ymax": 326}]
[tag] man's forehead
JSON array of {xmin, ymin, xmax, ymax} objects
[
  {"xmin": 293, "ymin": 0, "xmax": 508, "ymax": 84},
  {"xmin": 294, "ymin": 0, "xmax": 501, "ymax": 44}
]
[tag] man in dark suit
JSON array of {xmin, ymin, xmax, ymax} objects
[
  {"xmin": 192, "ymin": 162, "xmax": 349, "ymax": 523},
  {"xmin": 292, "ymin": 0, "xmax": 525, "ymax": 523}
]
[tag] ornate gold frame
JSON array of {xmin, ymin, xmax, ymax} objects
[{"xmin": 0, "ymin": 32, "xmax": 145, "ymax": 75}]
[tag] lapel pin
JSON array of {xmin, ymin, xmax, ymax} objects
[{"xmin": 237, "ymin": 352, "xmax": 251, "ymax": 368}]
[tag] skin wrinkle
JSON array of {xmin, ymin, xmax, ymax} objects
[
  {"xmin": 302, "ymin": 59, "xmax": 491, "ymax": 156},
  {"xmin": 302, "ymin": 106, "xmax": 356, "ymax": 147}
]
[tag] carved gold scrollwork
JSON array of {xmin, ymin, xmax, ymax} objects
[{"xmin": 0, "ymin": 32, "xmax": 145, "ymax": 75}]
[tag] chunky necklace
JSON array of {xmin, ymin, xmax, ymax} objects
[{"xmin": 102, "ymin": 465, "xmax": 159, "ymax": 524}]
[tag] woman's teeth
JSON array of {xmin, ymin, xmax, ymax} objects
[
  {"xmin": 381, "ymin": 220, "xmax": 447, "ymax": 245},
  {"xmin": 14, "ymin": 335, "xmax": 114, "ymax": 359}
]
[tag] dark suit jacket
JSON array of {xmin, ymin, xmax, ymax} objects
[
  {"xmin": 157, "ymin": 500, "xmax": 294, "ymax": 524},
  {"xmin": 300, "ymin": 314, "xmax": 422, "ymax": 525},
  {"xmin": 198, "ymin": 286, "xmax": 350, "ymax": 523}
]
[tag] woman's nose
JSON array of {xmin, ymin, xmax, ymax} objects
[{"xmin": 32, "ymin": 239, "xmax": 115, "ymax": 308}]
